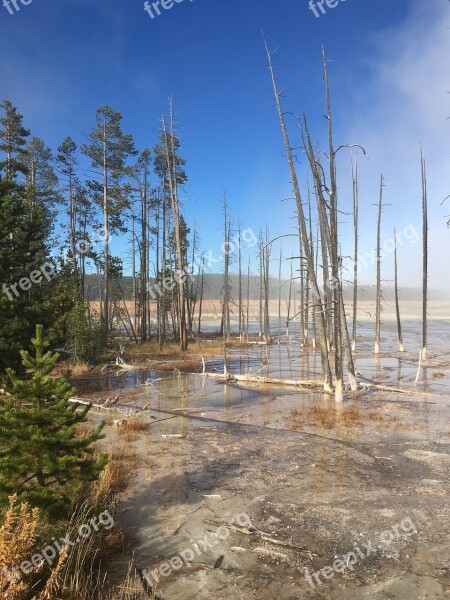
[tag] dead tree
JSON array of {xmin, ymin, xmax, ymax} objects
[
  {"xmin": 197, "ymin": 253, "xmax": 205, "ymax": 336},
  {"xmin": 162, "ymin": 104, "xmax": 188, "ymax": 351},
  {"xmin": 238, "ymin": 220, "xmax": 243, "ymax": 340},
  {"xmin": 301, "ymin": 110, "xmax": 358, "ymax": 399},
  {"xmin": 286, "ymin": 259, "xmax": 293, "ymax": 339},
  {"xmin": 393, "ymin": 228, "xmax": 404, "ymax": 352},
  {"xmin": 352, "ymin": 160, "xmax": 359, "ymax": 353},
  {"xmin": 320, "ymin": 47, "xmax": 358, "ymax": 396},
  {"xmin": 222, "ymin": 195, "xmax": 232, "ymax": 342},
  {"xmin": 421, "ymin": 148, "xmax": 428, "ymax": 361},
  {"xmin": 278, "ymin": 249, "xmax": 282, "ymax": 340},
  {"xmin": 263, "ymin": 226, "xmax": 271, "ymax": 342},
  {"xmin": 264, "ymin": 37, "xmax": 333, "ymax": 393},
  {"xmin": 374, "ymin": 175, "xmax": 383, "ymax": 355},
  {"xmin": 258, "ymin": 231, "xmax": 263, "ymax": 338},
  {"xmin": 305, "ymin": 187, "xmax": 313, "ymax": 345},
  {"xmin": 246, "ymin": 257, "xmax": 251, "ymax": 341}
]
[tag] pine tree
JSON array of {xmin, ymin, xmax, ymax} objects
[
  {"xmin": 82, "ymin": 106, "xmax": 136, "ymax": 336},
  {"xmin": 0, "ymin": 325, "xmax": 107, "ymax": 515},
  {"xmin": 0, "ymin": 99, "xmax": 30, "ymax": 178},
  {"xmin": 0, "ymin": 102, "xmax": 75, "ymax": 372},
  {"xmin": 56, "ymin": 137, "xmax": 80, "ymax": 280},
  {"xmin": 24, "ymin": 136, "xmax": 60, "ymax": 219}
]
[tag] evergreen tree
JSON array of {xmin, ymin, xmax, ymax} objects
[
  {"xmin": 0, "ymin": 99, "xmax": 30, "ymax": 178},
  {"xmin": 82, "ymin": 106, "xmax": 136, "ymax": 335},
  {"xmin": 0, "ymin": 325, "xmax": 107, "ymax": 515},
  {"xmin": 24, "ymin": 136, "xmax": 60, "ymax": 214},
  {"xmin": 0, "ymin": 103, "xmax": 75, "ymax": 373},
  {"xmin": 56, "ymin": 137, "xmax": 80, "ymax": 279}
]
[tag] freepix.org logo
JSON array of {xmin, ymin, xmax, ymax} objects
[
  {"xmin": 308, "ymin": 0, "xmax": 348, "ymax": 19},
  {"xmin": 144, "ymin": 0, "xmax": 193, "ymax": 21},
  {"xmin": 2, "ymin": 0, "xmax": 32, "ymax": 15}
]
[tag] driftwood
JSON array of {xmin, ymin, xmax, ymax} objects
[
  {"xmin": 200, "ymin": 372, "xmax": 439, "ymax": 398},
  {"xmin": 203, "ymin": 518, "xmax": 312, "ymax": 554},
  {"xmin": 361, "ymin": 380, "xmax": 438, "ymax": 398},
  {"xmin": 201, "ymin": 372, "xmax": 322, "ymax": 389}
]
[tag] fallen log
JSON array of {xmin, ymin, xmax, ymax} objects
[{"xmin": 200, "ymin": 372, "xmax": 323, "ymax": 389}]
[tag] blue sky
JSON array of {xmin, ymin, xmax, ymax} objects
[{"xmin": 1, "ymin": 0, "xmax": 449, "ymax": 290}]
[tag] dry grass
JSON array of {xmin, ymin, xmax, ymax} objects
[
  {"xmin": 291, "ymin": 404, "xmax": 401, "ymax": 431},
  {"xmin": 126, "ymin": 338, "xmax": 250, "ymax": 360},
  {"xmin": 121, "ymin": 419, "xmax": 148, "ymax": 433},
  {"xmin": 53, "ymin": 361, "xmax": 92, "ymax": 377},
  {"xmin": 90, "ymin": 452, "xmax": 129, "ymax": 510},
  {"xmin": 432, "ymin": 372, "xmax": 445, "ymax": 379},
  {"xmin": 0, "ymin": 495, "xmax": 44, "ymax": 599},
  {"xmin": 116, "ymin": 418, "xmax": 149, "ymax": 443}
]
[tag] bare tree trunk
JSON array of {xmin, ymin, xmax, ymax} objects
[
  {"xmin": 187, "ymin": 226, "xmax": 197, "ymax": 336},
  {"xmin": 286, "ymin": 259, "xmax": 293, "ymax": 339},
  {"xmin": 299, "ymin": 251, "xmax": 305, "ymax": 346},
  {"xmin": 222, "ymin": 195, "xmax": 231, "ymax": 342},
  {"xmin": 321, "ymin": 47, "xmax": 358, "ymax": 397},
  {"xmin": 264, "ymin": 37, "xmax": 333, "ymax": 393},
  {"xmin": 394, "ymin": 228, "xmax": 404, "ymax": 352},
  {"xmin": 278, "ymin": 249, "xmax": 282, "ymax": 340},
  {"xmin": 246, "ymin": 258, "xmax": 251, "ymax": 342},
  {"xmin": 238, "ymin": 220, "xmax": 243, "ymax": 341},
  {"xmin": 68, "ymin": 169, "xmax": 78, "ymax": 283},
  {"xmin": 197, "ymin": 255, "xmax": 205, "ymax": 336},
  {"xmin": 352, "ymin": 160, "xmax": 359, "ymax": 353},
  {"xmin": 163, "ymin": 105, "xmax": 188, "ymax": 351},
  {"xmin": 161, "ymin": 184, "xmax": 167, "ymax": 348},
  {"xmin": 375, "ymin": 175, "xmax": 383, "ymax": 355},
  {"xmin": 155, "ymin": 197, "xmax": 161, "ymax": 345},
  {"xmin": 317, "ymin": 189, "xmax": 332, "ymax": 350},
  {"xmin": 421, "ymin": 148, "xmax": 428, "ymax": 361},
  {"xmin": 305, "ymin": 187, "xmax": 313, "ymax": 345},
  {"xmin": 264, "ymin": 226, "xmax": 271, "ymax": 343},
  {"xmin": 140, "ymin": 171, "xmax": 148, "ymax": 342},
  {"xmin": 102, "ymin": 132, "xmax": 109, "ymax": 337},
  {"xmin": 131, "ymin": 206, "xmax": 138, "ymax": 336},
  {"xmin": 259, "ymin": 231, "xmax": 263, "ymax": 339}
]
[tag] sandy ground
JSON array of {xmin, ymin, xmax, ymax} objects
[
  {"xmin": 74, "ymin": 320, "xmax": 450, "ymax": 600},
  {"xmin": 93, "ymin": 299, "xmax": 450, "ymax": 325}
]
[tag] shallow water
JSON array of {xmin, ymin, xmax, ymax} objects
[
  {"xmin": 76, "ymin": 318, "xmax": 450, "ymax": 396},
  {"xmin": 86, "ymin": 319, "xmax": 450, "ymax": 600}
]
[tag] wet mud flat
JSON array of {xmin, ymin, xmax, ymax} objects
[
  {"xmin": 110, "ymin": 401, "xmax": 450, "ymax": 598},
  {"xmin": 74, "ymin": 323, "xmax": 450, "ymax": 599}
]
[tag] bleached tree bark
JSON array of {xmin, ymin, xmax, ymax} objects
[
  {"xmin": 263, "ymin": 226, "xmax": 271, "ymax": 343},
  {"xmin": 163, "ymin": 104, "xmax": 188, "ymax": 351},
  {"xmin": 301, "ymin": 112, "xmax": 358, "ymax": 398},
  {"xmin": 246, "ymin": 257, "xmax": 251, "ymax": 342},
  {"xmin": 264, "ymin": 37, "xmax": 333, "ymax": 393},
  {"xmin": 352, "ymin": 160, "xmax": 359, "ymax": 353},
  {"xmin": 278, "ymin": 249, "xmax": 282, "ymax": 340},
  {"xmin": 197, "ymin": 253, "xmax": 205, "ymax": 336},
  {"xmin": 286, "ymin": 259, "xmax": 293, "ymax": 339},
  {"xmin": 394, "ymin": 228, "xmax": 404, "ymax": 352},
  {"xmin": 321, "ymin": 47, "xmax": 358, "ymax": 397},
  {"xmin": 130, "ymin": 204, "xmax": 138, "ymax": 335},
  {"xmin": 421, "ymin": 149, "xmax": 428, "ymax": 361},
  {"xmin": 238, "ymin": 220, "xmax": 243, "ymax": 341},
  {"xmin": 374, "ymin": 175, "xmax": 384, "ymax": 355},
  {"xmin": 259, "ymin": 231, "xmax": 263, "ymax": 339},
  {"xmin": 220, "ymin": 192, "xmax": 232, "ymax": 341}
]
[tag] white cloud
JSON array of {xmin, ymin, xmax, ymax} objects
[{"xmin": 339, "ymin": 0, "xmax": 450, "ymax": 292}]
